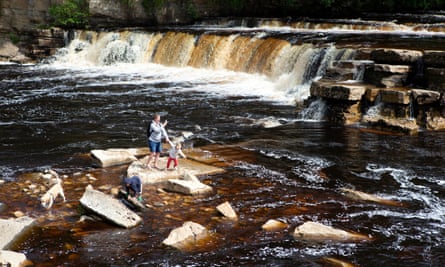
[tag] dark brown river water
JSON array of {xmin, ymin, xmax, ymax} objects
[{"xmin": 0, "ymin": 21, "xmax": 444, "ymax": 266}]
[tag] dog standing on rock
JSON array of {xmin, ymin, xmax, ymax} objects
[{"xmin": 40, "ymin": 169, "xmax": 66, "ymax": 209}]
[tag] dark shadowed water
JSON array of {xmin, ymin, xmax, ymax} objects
[{"xmin": 1, "ymin": 22, "xmax": 445, "ymax": 266}]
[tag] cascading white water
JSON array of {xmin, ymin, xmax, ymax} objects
[
  {"xmin": 298, "ymin": 98, "xmax": 327, "ymax": 121},
  {"xmin": 51, "ymin": 29, "xmax": 355, "ymax": 109}
]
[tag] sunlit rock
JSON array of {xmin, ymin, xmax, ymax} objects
[
  {"xmin": 343, "ymin": 102, "xmax": 361, "ymax": 125},
  {"xmin": 127, "ymin": 156, "xmax": 224, "ymax": 184},
  {"xmin": 0, "ymin": 41, "xmax": 19, "ymax": 59},
  {"xmin": 13, "ymin": 211, "xmax": 24, "ymax": 218},
  {"xmin": 425, "ymin": 111, "xmax": 445, "ymax": 130},
  {"xmin": 379, "ymin": 88, "xmax": 411, "ymax": 105},
  {"xmin": 411, "ymin": 89, "xmax": 440, "ymax": 105},
  {"xmin": 322, "ymin": 257, "xmax": 357, "ymax": 267},
  {"xmin": 0, "ymin": 250, "xmax": 32, "ymax": 267},
  {"xmin": 216, "ymin": 201, "xmax": 238, "ymax": 220},
  {"xmin": 310, "ymin": 80, "xmax": 369, "ymax": 101},
  {"xmin": 341, "ymin": 188, "xmax": 402, "ymax": 207},
  {"xmin": 293, "ymin": 221, "xmax": 371, "ymax": 242},
  {"xmin": 254, "ymin": 117, "xmax": 283, "ymax": 128},
  {"xmin": 0, "ymin": 216, "xmax": 35, "ymax": 249},
  {"xmin": 182, "ymin": 172, "xmax": 200, "ymax": 183},
  {"xmin": 261, "ymin": 219, "xmax": 288, "ymax": 231},
  {"xmin": 164, "ymin": 176, "xmax": 213, "ymax": 195},
  {"xmin": 362, "ymin": 115, "xmax": 418, "ymax": 135},
  {"xmin": 79, "ymin": 185, "xmax": 141, "ymax": 228},
  {"xmin": 162, "ymin": 221, "xmax": 208, "ymax": 249},
  {"xmin": 90, "ymin": 148, "xmax": 141, "ymax": 167}
]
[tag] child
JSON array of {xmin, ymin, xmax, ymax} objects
[
  {"xmin": 167, "ymin": 140, "xmax": 186, "ymax": 170},
  {"xmin": 123, "ymin": 175, "xmax": 142, "ymax": 202}
]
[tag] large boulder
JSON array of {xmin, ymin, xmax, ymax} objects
[
  {"xmin": 293, "ymin": 221, "xmax": 371, "ymax": 242},
  {"xmin": 79, "ymin": 185, "xmax": 142, "ymax": 228},
  {"xmin": 0, "ymin": 216, "xmax": 35, "ymax": 249},
  {"xmin": 162, "ymin": 221, "xmax": 208, "ymax": 249}
]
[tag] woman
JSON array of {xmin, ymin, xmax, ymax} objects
[{"xmin": 146, "ymin": 113, "xmax": 170, "ymax": 169}]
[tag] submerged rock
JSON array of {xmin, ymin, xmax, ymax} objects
[
  {"xmin": 322, "ymin": 257, "xmax": 357, "ymax": 267},
  {"xmin": 261, "ymin": 219, "xmax": 288, "ymax": 231},
  {"xmin": 79, "ymin": 185, "xmax": 142, "ymax": 228},
  {"xmin": 341, "ymin": 188, "xmax": 402, "ymax": 206},
  {"xmin": 293, "ymin": 221, "xmax": 371, "ymax": 242}
]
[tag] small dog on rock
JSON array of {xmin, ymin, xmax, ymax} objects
[{"xmin": 40, "ymin": 169, "xmax": 66, "ymax": 209}]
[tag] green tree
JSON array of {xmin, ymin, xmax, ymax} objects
[{"xmin": 49, "ymin": 0, "xmax": 89, "ymax": 28}]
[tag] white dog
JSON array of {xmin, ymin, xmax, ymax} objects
[{"xmin": 40, "ymin": 169, "xmax": 66, "ymax": 209}]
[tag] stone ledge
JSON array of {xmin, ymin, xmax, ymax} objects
[{"xmin": 310, "ymin": 80, "xmax": 371, "ymax": 101}]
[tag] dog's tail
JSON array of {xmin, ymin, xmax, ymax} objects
[{"xmin": 48, "ymin": 169, "xmax": 60, "ymax": 179}]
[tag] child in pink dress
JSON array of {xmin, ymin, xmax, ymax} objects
[{"xmin": 167, "ymin": 141, "xmax": 186, "ymax": 170}]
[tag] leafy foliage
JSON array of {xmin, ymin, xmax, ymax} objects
[
  {"xmin": 9, "ymin": 32, "xmax": 20, "ymax": 44},
  {"xmin": 49, "ymin": 0, "xmax": 89, "ymax": 28},
  {"xmin": 142, "ymin": 0, "xmax": 167, "ymax": 12}
]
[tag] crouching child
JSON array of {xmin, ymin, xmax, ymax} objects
[{"xmin": 123, "ymin": 175, "xmax": 142, "ymax": 202}]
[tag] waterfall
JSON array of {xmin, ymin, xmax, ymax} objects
[
  {"xmin": 298, "ymin": 98, "xmax": 327, "ymax": 121},
  {"xmin": 365, "ymin": 94, "xmax": 383, "ymax": 118},
  {"xmin": 53, "ymin": 29, "xmax": 354, "ymax": 103}
]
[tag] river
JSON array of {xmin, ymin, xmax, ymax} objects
[{"xmin": 0, "ymin": 19, "xmax": 444, "ymax": 266}]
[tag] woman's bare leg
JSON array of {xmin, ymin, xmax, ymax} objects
[{"xmin": 153, "ymin": 153, "xmax": 160, "ymax": 168}]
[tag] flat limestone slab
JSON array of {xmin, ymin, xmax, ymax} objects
[
  {"xmin": 0, "ymin": 216, "xmax": 35, "ymax": 249},
  {"xmin": 164, "ymin": 179, "xmax": 213, "ymax": 195},
  {"xmin": 127, "ymin": 156, "xmax": 224, "ymax": 184},
  {"xmin": 80, "ymin": 185, "xmax": 142, "ymax": 228},
  {"xmin": 91, "ymin": 149, "xmax": 138, "ymax": 167}
]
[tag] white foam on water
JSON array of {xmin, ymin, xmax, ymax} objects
[
  {"xmin": 40, "ymin": 62, "xmax": 292, "ymax": 104},
  {"xmin": 349, "ymin": 162, "xmax": 445, "ymax": 247}
]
